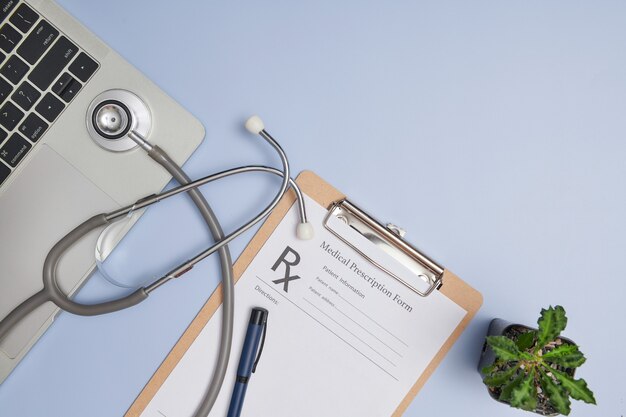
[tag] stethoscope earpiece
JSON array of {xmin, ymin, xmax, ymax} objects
[
  {"xmin": 244, "ymin": 115, "xmax": 265, "ymax": 134},
  {"xmin": 296, "ymin": 222, "xmax": 314, "ymax": 240}
]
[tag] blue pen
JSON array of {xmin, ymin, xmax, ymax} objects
[{"xmin": 227, "ymin": 307, "xmax": 269, "ymax": 417}]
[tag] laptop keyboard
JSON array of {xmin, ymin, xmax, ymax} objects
[{"xmin": 0, "ymin": 0, "xmax": 99, "ymax": 187}]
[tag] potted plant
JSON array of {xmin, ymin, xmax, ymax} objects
[{"xmin": 477, "ymin": 306, "xmax": 596, "ymax": 415}]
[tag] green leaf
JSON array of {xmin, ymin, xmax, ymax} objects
[
  {"xmin": 542, "ymin": 344, "xmax": 586, "ymax": 368},
  {"xmin": 481, "ymin": 364, "xmax": 496, "ymax": 375},
  {"xmin": 509, "ymin": 369, "xmax": 538, "ymax": 411},
  {"xmin": 483, "ymin": 366, "xmax": 518, "ymax": 387},
  {"xmin": 486, "ymin": 336, "xmax": 524, "ymax": 361},
  {"xmin": 499, "ymin": 372, "xmax": 525, "ymax": 402},
  {"xmin": 539, "ymin": 370, "xmax": 571, "ymax": 415},
  {"xmin": 536, "ymin": 306, "xmax": 567, "ymax": 350},
  {"xmin": 552, "ymin": 369, "xmax": 597, "ymax": 405},
  {"xmin": 516, "ymin": 331, "xmax": 536, "ymax": 351}
]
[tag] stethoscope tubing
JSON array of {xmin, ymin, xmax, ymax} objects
[
  {"xmin": 153, "ymin": 130, "xmax": 290, "ymax": 282},
  {"xmin": 0, "ymin": 111, "xmax": 305, "ymax": 417},
  {"xmin": 0, "ymin": 131, "xmax": 304, "ymax": 339},
  {"xmin": 107, "ymin": 166, "xmax": 307, "ymax": 233}
]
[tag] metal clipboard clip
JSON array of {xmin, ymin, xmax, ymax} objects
[{"xmin": 323, "ymin": 199, "xmax": 444, "ymax": 297}]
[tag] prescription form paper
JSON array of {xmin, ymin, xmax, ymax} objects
[{"xmin": 140, "ymin": 196, "xmax": 466, "ymax": 417}]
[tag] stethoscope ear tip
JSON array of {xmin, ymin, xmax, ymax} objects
[
  {"xmin": 296, "ymin": 222, "xmax": 314, "ymax": 240},
  {"xmin": 245, "ymin": 115, "xmax": 265, "ymax": 134}
]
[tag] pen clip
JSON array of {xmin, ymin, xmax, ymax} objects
[{"xmin": 251, "ymin": 319, "xmax": 267, "ymax": 373}]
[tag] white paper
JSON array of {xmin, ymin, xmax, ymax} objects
[{"xmin": 140, "ymin": 196, "xmax": 466, "ymax": 417}]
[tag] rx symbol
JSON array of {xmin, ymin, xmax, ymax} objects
[{"xmin": 271, "ymin": 246, "xmax": 301, "ymax": 293}]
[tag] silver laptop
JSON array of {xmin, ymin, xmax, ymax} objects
[{"xmin": 0, "ymin": 0, "xmax": 205, "ymax": 383}]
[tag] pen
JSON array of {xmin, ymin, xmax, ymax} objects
[{"xmin": 227, "ymin": 307, "xmax": 269, "ymax": 417}]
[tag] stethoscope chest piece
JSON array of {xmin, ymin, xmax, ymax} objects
[{"xmin": 86, "ymin": 89, "xmax": 152, "ymax": 152}]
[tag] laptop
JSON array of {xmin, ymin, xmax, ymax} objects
[{"xmin": 0, "ymin": 0, "xmax": 205, "ymax": 383}]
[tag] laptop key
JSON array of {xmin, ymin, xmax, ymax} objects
[
  {"xmin": 10, "ymin": 3, "xmax": 39, "ymax": 33},
  {"xmin": 12, "ymin": 81, "xmax": 40, "ymax": 111},
  {"xmin": 19, "ymin": 112, "xmax": 48, "ymax": 142},
  {"xmin": 68, "ymin": 52, "xmax": 98, "ymax": 82},
  {"xmin": 0, "ymin": 159, "xmax": 9, "ymax": 185},
  {"xmin": 0, "ymin": 76, "xmax": 12, "ymax": 102},
  {"xmin": 0, "ymin": 23, "xmax": 22, "ymax": 53},
  {"xmin": 16, "ymin": 19, "xmax": 58, "ymax": 65},
  {"xmin": 35, "ymin": 92, "xmax": 64, "ymax": 122},
  {"xmin": 1, "ymin": 54, "xmax": 28, "ymax": 84},
  {"xmin": 52, "ymin": 72, "xmax": 70, "ymax": 91},
  {"xmin": 0, "ymin": 125, "xmax": 6, "ymax": 141},
  {"xmin": 28, "ymin": 36, "xmax": 77, "ymax": 90},
  {"xmin": 0, "ymin": 132, "xmax": 30, "ymax": 167},
  {"xmin": 0, "ymin": 100, "xmax": 23, "ymax": 130},
  {"xmin": 0, "ymin": 1, "xmax": 18, "ymax": 24},
  {"xmin": 59, "ymin": 79, "xmax": 81, "ymax": 102},
  {"xmin": 52, "ymin": 72, "xmax": 81, "ymax": 103}
]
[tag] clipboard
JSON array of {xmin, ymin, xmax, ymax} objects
[{"xmin": 126, "ymin": 171, "xmax": 483, "ymax": 417}]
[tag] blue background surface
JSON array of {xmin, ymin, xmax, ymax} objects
[{"xmin": 1, "ymin": 1, "xmax": 625, "ymax": 416}]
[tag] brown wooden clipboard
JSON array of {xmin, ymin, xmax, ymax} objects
[{"xmin": 126, "ymin": 170, "xmax": 483, "ymax": 417}]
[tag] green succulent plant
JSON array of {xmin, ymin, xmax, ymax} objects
[{"xmin": 481, "ymin": 306, "xmax": 596, "ymax": 415}]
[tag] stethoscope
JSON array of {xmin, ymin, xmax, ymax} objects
[{"xmin": 0, "ymin": 90, "xmax": 313, "ymax": 417}]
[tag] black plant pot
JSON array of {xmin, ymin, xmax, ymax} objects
[{"xmin": 477, "ymin": 319, "xmax": 576, "ymax": 416}]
